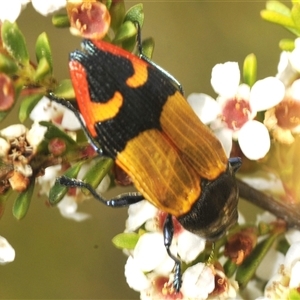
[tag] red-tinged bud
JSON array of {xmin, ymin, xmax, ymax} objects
[
  {"xmin": 48, "ymin": 138, "xmax": 66, "ymax": 156},
  {"xmin": 0, "ymin": 73, "xmax": 14, "ymax": 111},
  {"xmin": 224, "ymin": 227, "xmax": 258, "ymax": 265},
  {"xmin": 67, "ymin": 1, "xmax": 111, "ymax": 39}
]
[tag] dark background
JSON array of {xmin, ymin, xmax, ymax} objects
[{"xmin": 0, "ymin": 1, "xmax": 292, "ymax": 299}]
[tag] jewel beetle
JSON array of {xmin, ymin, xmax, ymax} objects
[{"xmin": 49, "ymin": 27, "xmax": 241, "ymax": 292}]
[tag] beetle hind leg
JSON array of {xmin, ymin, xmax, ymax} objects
[{"xmin": 163, "ymin": 214, "xmax": 182, "ymax": 292}]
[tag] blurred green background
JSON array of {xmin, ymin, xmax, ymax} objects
[{"xmin": 0, "ymin": 1, "xmax": 292, "ymax": 299}]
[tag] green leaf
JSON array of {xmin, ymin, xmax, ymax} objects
[
  {"xmin": 141, "ymin": 37, "xmax": 155, "ymax": 59},
  {"xmin": 19, "ymin": 92, "xmax": 44, "ymax": 122},
  {"xmin": 82, "ymin": 157, "xmax": 113, "ymax": 195},
  {"xmin": 261, "ymin": 10, "xmax": 295, "ymax": 27},
  {"xmin": 112, "ymin": 232, "xmax": 140, "ymax": 250},
  {"xmin": 39, "ymin": 121, "xmax": 77, "ymax": 145},
  {"xmin": 1, "ymin": 21, "xmax": 29, "ymax": 65},
  {"xmin": 0, "ymin": 111, "xmax": 9, "ymax": 122},
  {"xmin": 261, "ymin": 10, "xmax": 300, "ymax": 35},
  {"xmin": 266, "ymin": 0, "xmax": 291, "ymax": 17},
  {"xmin": 48, "ymin": 162, "xmax": 83, "ymax": 205},
  {"xmin": 0, "ymin": 53, "xmax": 19, "ymax": 74},
  {"xmin": 34, "ymin": 57, "xmax": 52, "ymax": 81},
  {"xmin": 224, "ymin": 259, "xmax": 238, "ymax": 278},
  {"xmin": 35, "ymin": 32, "xmax": 53, "ymax": 73},
  {"xmin": 53, "ymin": 79, "xmax": 75, "ymax": 99},
  {"xmin": 124, "ymin": 4, "xmax": 144, "ymax": 28},
  {"xmin": 113, "ymin": 21, "xmax": 137, "ymax": 43},
  {"xmin": 121, "ymin": 35, "xmax": 137, "ymax": 52},
  {"xmin": 243, "ymin": 53, "xmax": 257, "ymax": 87},
  {"xmin": 279, "ymin": 38, "xmax": 295, "ymax": 51},
  {"xmin": 236, "ymin": 231, "xmax": 282, "ymax": 288},
  {"xmin": 12, "ymin": 180, "xmax": 35, "ymax": 220},
  {"xmin": 52, "ymin": 13, "xmax": 70, "ymax": 28},
  {"xmin": 288, "ymin": 288, "xmax": 300, "ymax": 300},
  {"xmin": 109, "ymin": 0, "xmax": 126, "ymax": 31},
  {"xmin": 292, "ymin": 3, "xmax": 300, "ymax": 30}
]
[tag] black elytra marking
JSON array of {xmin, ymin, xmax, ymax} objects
[{"xmin": 70, "ymin": 39, "xmax": 177, "ymax": 158}]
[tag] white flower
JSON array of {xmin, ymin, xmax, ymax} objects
[
  {"xmin": 0, "ymin": 0, "xmax": 66, "ymax": 21},
  {"xmin": 38, "ymin": 160, "xmax": 110, "ymax": 221},
  {"xmin": 289, "ymin": 38, "xmax": 300, "ymax": 73},
  {"xmin": 0, "ymin": 138, "xmax": 10, "ymax": 156},
  {"xmin": 31, "ymin": 0, "xmax": 66, "ymax": 16},
  {"xmin": 0, "ymin": 236, "xmax": 15, "ymax": 264},
  {"xmin": 0, "ymin": 124, "xmax": 26, "ymax": 140},
  {"xmin": 125, "ymin": 256, "xmax": 151, "ymax": 292},
  {"xmin": 188, "ymin": 62, "xmax": 285, "ymax": 160},
  {"xmin": 181, "ymin": 263, "xmax": 215, "ymax": 299},
  {"xmin": 123, "ymin": 200, "xmax": 207, "ymax": 298},
  {"xmin": 264, "ymin": 79, "xmax": 300, "ymax": 145},
  {"xmin": 125, "ymin": 200, "xmax": 205, "ymax": 264},
  {"xmin": 57, "ymin": 195, "xmax": 90, "ymax": 221},
  {"xmin": 30, "ymin": 96, "xmax": 81, "ymax": 131},
  {"xmin": 26, "ymin": 121, "xmax": 47, "ymax": 152},
  {"xmin": 264, "ymin": 241, "xmax": 300, "ymax": 299},
  {"xmin": 0, "ymin": 0, "xmax": 29, "ymax": 22}
]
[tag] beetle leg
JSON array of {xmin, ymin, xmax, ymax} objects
[
  {"xmin": 163, "ymin": 214, "xmax": 182, "ymax": 292},
  {"xmin": 135, "ymin": 23, "xmax": 184, "ymax": 95},
  {"xmin": 48, "ymin": 92, "xmax": 103, "ymax": 156},
  {"xmin": 56, "ymin": 176, "xmax": 144, "ymax": 207}
]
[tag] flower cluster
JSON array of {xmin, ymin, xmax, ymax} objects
[{"xmin": 120, "ymin": 200, "xmax": 238, "ymax": 299}]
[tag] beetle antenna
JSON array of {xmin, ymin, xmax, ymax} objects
[{"xmin": 134, "ymin": 22, "xmax": 184, "ymax": 95}]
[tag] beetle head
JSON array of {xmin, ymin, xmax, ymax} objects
[{"xmin": 178, "ymin": 158, "xmax": 241, "ymax": 240}]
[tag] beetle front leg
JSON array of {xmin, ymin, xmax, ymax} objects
[
  {"xmin": 56, "ymin": 176, "xmax": 144, "ymax": 207},
  {"xmin": 163, "ymin": 214, "xmax": 182, "ymax": 292}
]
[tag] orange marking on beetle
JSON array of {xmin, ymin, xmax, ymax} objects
[
  {"xmin": 92, "ymin": 40, "xmax": 148, "ymax": 88},
  {"xmin": 126, "ymin": 59, "xmax": 148, "ymax": 88},
  {"xmin": 69, "ymin": 60, "xmax": 123, "ymax": 137}
]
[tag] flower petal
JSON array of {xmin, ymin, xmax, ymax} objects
[
  {"xmin": 124, "ymin": 256, "xmax": 151, "ymax": 292},
  {"xmin": 213, "ymin": 127, "xmax": 233, "ymax": 157},
  {"xmin": 181, "ymin": 263, "xmax": 215, "ymax": 299},
  {"xmin": 187, "ymin": 93, "xmax": 220, "ymax": 124},
  {"xmin": 0, "ymin": 1, "xmax": 23, "ymax": 22},
  {"xmin": 211, "ymin": 62, "xmax": 240, "ymax": 98},
  {"xmin": 61, "ymin": 108, "xmax": 81, "ymax": 130},
  {"xmin": 31, "ymin": 0, "xmax": 66, "ymax": 16},
  {"xmin": 0, "ymin": 124, "xmax": 26, "ymax": 139},
  {"xmin": 57, "ymin": 195, "xmax": 90, "ymax": 221},
  {"xmin": 250, "ymin": 77, "xmax": 285, "ymax": 112},
  {"xmin": 289, "ymin": 260, "xmax": 300, "ymax": 289},
  {"xmin": 290, "ymin": 38, "xmax": 300, "ymax": 72},
  {"xmin": 177, "ymin": 230, "xmax": 205, "ymax": 263},
  {"xmin": 238, "ymin": 120, "xmax": 270, "ymax": 160},
  {"xmin": 133, "ymin": 232, "xmax": 173, "ymax": 272},
  {"xmin": 126, "ymin": 201, "xmax": 158, "ymax": 231},
  {"xmin": 0, "ymin": 236, "xmax": 15, "ymax": 264},
  {"xmin": 284, "ymin": 241, "xmax": 300, "ymax": 271},
  {"xmin": 285, "ymin": 229, "xmax": 300, "ymax": 245}
]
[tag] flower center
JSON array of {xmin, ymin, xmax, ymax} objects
[
  {"xmin": 275, "ymin": 98, "xmax": 300, "ymax": 129},
  {"xmin": 222, "ymin": 98, "xmax": 251, "ymax": 130}
]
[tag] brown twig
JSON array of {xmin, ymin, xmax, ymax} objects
[{"xmin": 237, "ymin": 179, "xmax": 300, "ymax": 230}]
